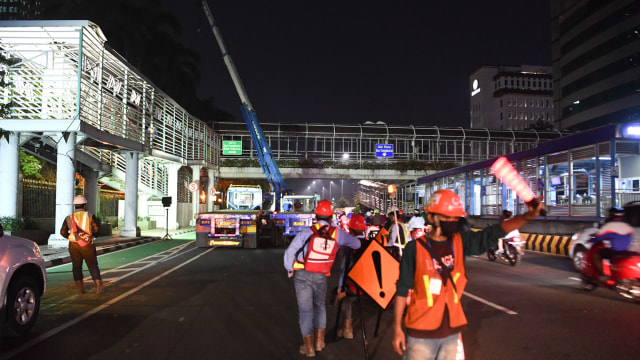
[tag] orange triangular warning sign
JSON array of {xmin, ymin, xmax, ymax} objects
[{"xmin": 348, "ymin": 239, "xmax": 399, "ymax": 310}]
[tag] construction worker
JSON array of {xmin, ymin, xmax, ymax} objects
[
  {"xmin": 284, "ymin": 199, "xmax": 361, "ymax": 357},
  {"xmin": 59, "ymin": 195, "xmax": 103, "ymax": 294},
  {"xmin": 371, "ymin": 209, "xmax": 384, "ymax": 227},
  {"xmin": 335, "ymin": 214, "xmax": 368, "ymax": 340},
  {"xmin": 392, "ymin": 189, "xmax": 544, "ymax": 359},
  {"xmin": 406, "ymin": 208, "xmax": 426, "ymax": 233},
  {"xmin": 385, "ymin": 207, "xmax": 410, "ymax": 260}
]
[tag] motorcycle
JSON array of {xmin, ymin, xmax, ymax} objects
[
  {"xmin": 580, "ymin": 241, "xmax": 640, "ymax": 301},
  {"xmin": 487, "ymin": 235, "xmax": 525, "ymax": 266}
]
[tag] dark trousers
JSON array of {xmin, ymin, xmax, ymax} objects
[{"xmin": 68, "ymin": 241, "xmax": 102, "ymax": 281}]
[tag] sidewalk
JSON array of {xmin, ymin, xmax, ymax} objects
[{"xmin": 40, "ymin": 227, "xmax": 196, "ymax": 268}]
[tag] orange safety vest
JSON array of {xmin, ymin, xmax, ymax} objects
[
  {"xmin": 405, "ymin": 233, "xmax": 468, "ymax": 331},
  {"xmin": 67, "ymin": 211, "xmax": 93, "ymax": 243}
]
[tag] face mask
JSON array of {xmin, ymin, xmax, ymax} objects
[{"xmin": 438, "ymin": 220, "xmax": 459, "ymax": 238}]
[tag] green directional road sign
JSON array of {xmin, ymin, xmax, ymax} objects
[{"xmin": 223, "ymin": 140, "xmax": 242, "ymax": 155}]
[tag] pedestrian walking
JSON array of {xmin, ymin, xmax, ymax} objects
[
  {"xmin": 335, "ymin": 214, "xmax": 368, "ymax": 340},
  {"xmin": 284, "ymin": 199, "xmax": 361, "ymax": 357},
  {"xmin": 392, "ymin": 189, "xmax": 544, "ymax": 359},
  {"xmin": 59, "ymin": 195, "xmax": 103, "ymax": 294}
]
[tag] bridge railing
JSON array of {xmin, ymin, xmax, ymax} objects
[
  {"xmin": 213, "ymin": 122, "xmax": 563, "ymax": 166},
  {"xmin": 0, "ymin": 20, "xmax": 219, "ymax": 194}
]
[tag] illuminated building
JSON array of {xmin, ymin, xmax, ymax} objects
[
  {"xmin": 551, "ymin": 0, "xmax": 640, "ymax": 131},
  {"xmin": 0, "ymin": 0, "xmax": 43, "ymax": 20},
  {"xmin": 470, "ymin": 65, "xmax": 554, "ymax": 130}
]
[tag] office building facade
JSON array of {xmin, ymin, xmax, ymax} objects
[
  {"xmin": 551, "ymin": 0, "xmax": 640, "ymax": 131},
  {"xmin": 470, "ymin": 65, "xmax": 554, "ymax": 130}
]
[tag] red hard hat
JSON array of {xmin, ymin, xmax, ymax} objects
[
  {"xmin": 425, "ymin": 189, "xmax": 467, "ymax": 217},
  {"xmin": 348, "ymin": 214, "xmax": 366, "ymax": 231},
  {"xmin": 315, "ymin": 199, "xmax": 333, "ymax": 216}
]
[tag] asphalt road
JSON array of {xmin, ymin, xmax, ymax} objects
[{"xmin": 2, "ymin": 235, "xmax": 639, "ymax": 360}]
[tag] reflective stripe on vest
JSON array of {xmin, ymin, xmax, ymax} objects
[{"xmin": 405, "ymin": 233, "xmax": 468, "ymax": 330}]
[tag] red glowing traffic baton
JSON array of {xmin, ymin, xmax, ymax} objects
[{"xmin": 490, "ymin": 157, "xmax": 546, "ymax": 216}]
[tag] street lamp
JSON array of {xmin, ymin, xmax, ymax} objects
[
  {"xmin": 330, "ymin": 181, "xmax": 334, "ymax": 202},
  {"xmin": 341, "ymin": 180, "xmax": 344, "ymax": 199},
  {"xmin": 322, "ymin": 185, "xmax": 325, "ymax": 199}
]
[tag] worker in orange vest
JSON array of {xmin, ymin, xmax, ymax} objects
[{"xmin": 392, "ymin": 189, "xmax": 544, "ymax": 359}]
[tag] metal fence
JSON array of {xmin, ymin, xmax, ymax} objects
[
  {"xmin": 213, "ymin": 122, "xmax": 564, "ymax": 166},
  {"xmin": 22, "ymin": 179, "xmax": 124, "ymax": 219}
]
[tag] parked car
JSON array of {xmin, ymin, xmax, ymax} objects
[
  {"xmin": 569, "ymin": 203, "xmax": 640, "ymax": 271},
  {"xmin": 0, "ymin": 223, "xmax": 46, "ymax": 336}
]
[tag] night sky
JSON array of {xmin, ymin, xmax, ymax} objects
[{"xmin": 166, "ymin": 1, "xmax": 551, "ymax": 128}]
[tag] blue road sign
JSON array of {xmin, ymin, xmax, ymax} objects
[{"xmin": 376, "ymin": 144, "xmax": 394, "ymax": 158}]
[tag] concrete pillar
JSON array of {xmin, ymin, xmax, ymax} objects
[
  {"xmin": 207, "ymin": 167, "xmax": 216, "ymax": 211},
  {"xmin": 191, "ymin": 165, "xmax": 202, "ymax": 225},
  {"xmin": 166, "ymin": 163, "xmax": 180, "ymax": 230},
  {"xmin": 48, "ymin": 132, "xmax": 76, "ymax": 247},
  {"xmin": 119, "ymin": 151, "xmax": 140, "ymax": 237},
  {"xmin": 84, "ymin": 169, "xmax": 99, "ymax": 215},
  {"xmin": 0, "ymin": 132, "xmax": 19, "ymax": 218}
]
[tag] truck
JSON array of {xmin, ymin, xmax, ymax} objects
[
  {"xmin": 197, "ymin": 1, "xmax": 319, "ymax": 247},
  {"xmin": 196, "ymin": 185, "xmax": 262, "ymax": 248},
  {"xmin": 271, "ymin": 194, "xmax": 317, "ymax": 236}
]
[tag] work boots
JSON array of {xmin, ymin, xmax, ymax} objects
[
  {"xmin": 299, "ymin": 334, "xmax": 315, "ymax": 357},
  {"xmin": 94, "ymin": 279, "xmax": 104, "ymax": 294},
  {"xmin": 343, "ymin": 319, "xmax": 354, "ymax": 339},
  {"xmin": 314, "ymin": 328, "xmax": 325, "ymax": 352},
  {"xmin": 337, "ymin": 319, "xmax": 354, "ymax": 339},
  {"xmin": 75, "ymin": 280, "xmax": 84, "ymax": 294}
]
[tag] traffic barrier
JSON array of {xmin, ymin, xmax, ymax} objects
[{"xmin": 520, "ymin": 232, "xmax": 571, "ymax": 257}]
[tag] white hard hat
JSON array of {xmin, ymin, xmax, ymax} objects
[{"xmin": 73, "ymin": 196, "xmax": 88, "ymax": 205}]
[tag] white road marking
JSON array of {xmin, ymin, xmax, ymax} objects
[
  {"xmin": 464, "ymin": 291, "xmax": 518, "ymax": 315},
  {"xmin": 1, "ymin": 246, "xmax": 215, "ymax": 360}
]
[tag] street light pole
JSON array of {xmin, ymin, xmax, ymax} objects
[{"xmin": 330, "ymin": 181, "xmax": 333, "ymax": 202}]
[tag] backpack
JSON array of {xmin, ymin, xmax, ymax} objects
[{"xmin": 298, "ymin": 224, "xmax": 339, "ymax": 275}]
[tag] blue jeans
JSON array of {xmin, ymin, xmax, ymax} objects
[
  {"xmin": 404, "ymin": 333, "xmax": 460, "ymax": 360},
  {"xmin": 293, "ymin": 269, "xmax": 327, "ymax": 336}
]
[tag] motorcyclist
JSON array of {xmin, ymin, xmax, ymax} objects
[
  {"xmin": 496, "ymin": 209, "xmax": 520, "ymax": 255},
  {"xmin": 604, "ymin": 206, "xmax": 624, "ymax": 224},
  {"xmin": 589, "ymin": 220, "xmax": 634, "ymax": 282}
]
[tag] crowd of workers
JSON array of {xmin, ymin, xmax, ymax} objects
[{"xmin": 284, "ymin": 190, "xmax": 546, "ymax": 359}]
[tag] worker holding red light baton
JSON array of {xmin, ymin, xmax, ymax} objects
[{"xmin": 392, "ymin": 157, "xmax": 545, "ymax": 360}]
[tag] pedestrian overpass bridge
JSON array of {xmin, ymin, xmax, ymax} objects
[{"xmin": 0, "ymin": 21, "xmax": 563, "ymax": 246}]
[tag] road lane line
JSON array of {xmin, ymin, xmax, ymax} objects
[
  {"xmin": 40, "ymin": 242, "xmax": 194, "ymax": 312},
  {"xmin": 1, "ymin": 247, "xmax": 216, "ymax": 360},
  {"xmin": 464, "ymin": 291, "xmax": 518, "ymax": 315}
]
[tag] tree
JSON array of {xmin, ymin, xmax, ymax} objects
[
  {"xmin": 337, "ymin": 197, "xmax": 350, "ymax": 208},
  {"xmin": 0, "ymin": 52, "xmax": 18, "ymax": 142}
]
